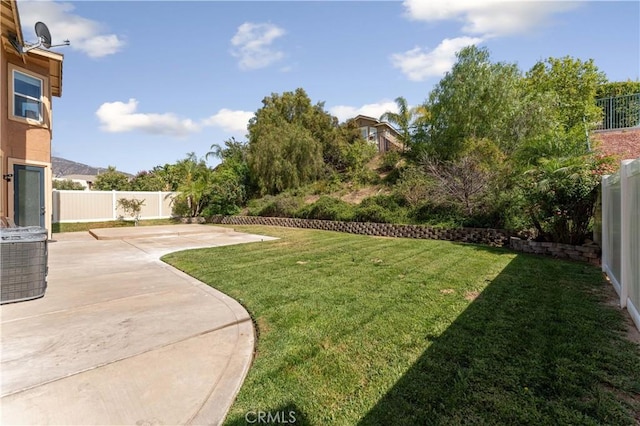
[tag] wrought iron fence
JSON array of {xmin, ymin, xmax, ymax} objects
[{"xmin": 595, "ymin": 93, "xmax": 640, "ymax": 130}]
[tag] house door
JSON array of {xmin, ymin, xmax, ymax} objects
[{"xmin": 13, "ymin": 164, "xmax": 45, "ymax": 227}]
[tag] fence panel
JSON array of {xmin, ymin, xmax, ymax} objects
[
  {"xmin": 52, "ymin": 191, "xmax": 114, "ymax": 223},
  {"xmin": 53, "ymin": 190, "xmax": 177, "ymax": 223},
  {"xmin": 602, "ymin": 174, "xmax": 622, "ymax": 291},
  {"xmin": 624, "ymin": 160, "xmax": 640, "ymax": 328},
  {"xmin": 602, "ymin": 158, "xmax": 640, "ymax": 331},
  {"xmin": 595, "ymin": 94, "xmax": 640, "ymax": 130}
]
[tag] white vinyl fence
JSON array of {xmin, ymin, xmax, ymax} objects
[
  {"xmin": 52, "ymin": 190, "xmax": 178, "ymax": 223},
  {"xmin": 602, "ymin": 158, "xmax": 640, "ymax": 331}
]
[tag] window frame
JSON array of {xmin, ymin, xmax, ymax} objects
[
  {"xmin": 7, "ymin": 64, "xmax": 49, "ymax": 128},
  {"xmin": 13, "ymin": 69, "xmax": 44, "ymax": 122}
]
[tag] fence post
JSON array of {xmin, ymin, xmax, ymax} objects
[
  {"xmin": 620, "ymin": 160, "xmax": 632, "ymax": 309},
  {"xmin": 608, "ymin": 97, "xmax": 613, "ymax": 130},
  {"xmin": 112, "ymin": 190, "xmax": 117, "ymax": 220},
  {"xmin": 601, "ymin": 175, "xmax": 609, "ymax": 274}
]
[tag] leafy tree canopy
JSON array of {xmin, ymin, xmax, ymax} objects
[
  {"xmin": 129, "ymin": 170, "xmax": 167, "ymax": 192},
  {"xmin": 247, "ymin": 88, "xmax": 339, "ymax": 194},
  {"xmin": 93, "ymin": 166, "xmax": 130, "ymax": 191},
  {"xmin": 53, "ymin": 179, "xmax": 85, "ymax": 190},
  {"xmin": 426, "ymin": 45, "xmax": 523, "ymax": 160},
  {"xmin": 596, "ymin": 80, "xmax": 640, "ymax": 99}
]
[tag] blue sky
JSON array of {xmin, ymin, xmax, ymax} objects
[{"xmin": 17, "ymin": 0, "xmax": 640, "ymax": 175}]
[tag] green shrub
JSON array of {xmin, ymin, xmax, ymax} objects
[
  {"xmin": 354, "ymin": 195, "xmax": 409, "ymax": 223},
  {"xmin": 380, "ymin": 150, "xmax": 401, "ymax": 172},
  {"xmin": 359, "ymin": 194, "xmax": 405, "ymax": 210},
  {"xmin": 249, "ymin": 195, "xmax": 303, "ymax": 218},
  {"xmin": 311, "ymin": 174, "xmax": 343, "ymax": 195},
  {"xmin": 409, "ymin": 202, "xmax": 465, "ymax": 228},
  {"xmin": 520, "ymin": 155, "xmax": 611, "ymax": 244},
  {"xmin": 393, "ymin": 166, "xmax": 432, "ymax": 207},
  {"xmin": 353, "ymin": 204, "xmax": 397, "ymax": 223},
  {"xmin": 171, "ymin": 198, "xmax": 191, "ymax": 217},
  {"xmin": 296, "ymin": 196, "xmax": 355, "ymax": 221}
]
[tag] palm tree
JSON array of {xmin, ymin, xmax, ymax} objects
[
  {"xmin": 380, "ymin": 97, "xmax": 429, "ymax": 153},
  {"xmin": 175, "ymin": 153, "xmax": 212, "ymax": 217}
]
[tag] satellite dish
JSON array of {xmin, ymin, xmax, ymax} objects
[
  {"xmin": 35, "ymin": 22, "xmax": 52, "ymax": 49},
  {"xmin": 16, "ymin": 21, "xmax": 70, "ymax": 54}
]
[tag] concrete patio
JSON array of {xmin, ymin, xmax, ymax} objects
[{"xmin": 1, "ymin": 224, "xmax": 276, "ymax": 425}]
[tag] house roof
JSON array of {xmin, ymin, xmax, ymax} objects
[{"xmin": 1, "ymin": 0, "xmax": 64, "ymax": 97}]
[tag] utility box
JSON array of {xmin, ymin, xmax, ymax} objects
[{"xmin": 1, "ymin": 227, "xmax": 48, "ymax": 304}]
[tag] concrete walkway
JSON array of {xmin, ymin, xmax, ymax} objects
[{"xmin": 1, "ymin": 224, "xmax": 277, "ymax": 425}]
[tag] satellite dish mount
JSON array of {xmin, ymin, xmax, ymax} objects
[{"xmin": 19, "ymin": 21, "xmax": 70, "ymax": 53}]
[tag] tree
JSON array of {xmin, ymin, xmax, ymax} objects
[
  {"xmin": 93, "ymin": 166, "xmax": 130, "ymax": 191},
  {"xmin": 53, "ymin": 179, "xmax": 84, "ymax": 190},
  {"xmin": 172, "ymin": 153, "xmax": 214, "ymax": 217},
  {"xmin": 249, "ymin": 119, "xmax": 323, "ymax": 194},
  {"xmin": 117, "ymin": 198, "xmax": 145, "ymax": 226},
  {"xmin": 129, "ymin": 170, "xmax": 166, "ymax": 191},
  {"xmin": 203, "ymin": 138, "xmax": 251, "ymax": 215},
  {"xmin": 420, "ymin": 138, "xmax": 503, "ymax": 216},
  {"xmin": 150, "ymin": 164, "xmax": 183, "ymax": 191},
  {"xmin": 524, "ymin": 56, "xmax": 606, "ymax": 154},
  {"xmin": 380, "ymin": 96, "xmax": 416, "ymax": 153},
  {"xmin": 425, "ymin": 45, "xmax": 524, "ymax": 160},
  {"xmin": 247, "ymin": 89, "xmax": 329, "ymax": 194}
]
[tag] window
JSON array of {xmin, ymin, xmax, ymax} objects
[{"xmin": 13, "ymin": 70, "xmax": 43, "ymax": 122}]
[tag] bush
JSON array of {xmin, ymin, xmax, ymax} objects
[
  {"xmin": 393, "ymin": 166, "xmax": 432, "ymax": 207},
  {"xmin": 359, "ymin": 194, "xmax": 404, "ymax": 210},
  {"xmin": 354, "ymin": 195, "xmax": 408, "ymax": 223},
  {"xmin": 171, "ymin": 198, "xmax": 191, "ymax": 217},
  {"xmin": 296, "ymin": 196, "xmax": 355, "ymax": 221},
  {"xmin": 409, "ymin": 202, "xmax": 465, "ymax": 228},
  {"xmin": 520, "ymin": 155, "xmax": 613, "ymax": 244},
  {"xmin": 248, "ymin": 195, "xmax": 303, "ymax": 218},
  {"xmin": 311, "ymin": 173, "xmax": 343, "ymax": 195},
  {"xmin": 117, "ymin": 198, "xmax": 145, "ymax": 225},
  {"xmin": 380, "ymin": 151, "xmax": 401, "ymax": 172},
  {"xmin": 353, "ymin": 205, "xmax": 397, "ymax": 223}
]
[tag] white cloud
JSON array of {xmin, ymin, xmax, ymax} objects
[
  {"xmin": 19, "ymin": 0, "xmax": 124, "ymax": 58},
  {"xmin": 203, "ymin": 109, "xmax": 254, "ymax": 134},
  {"xmin": 230, "ymin": 22, "xmax": 286, "ymax": 70},
  {"xmin": 329, "ymin": 101, "xmax": 399, "ymax": 123},
  {"xmin": 391, "ymin": 37, "xmax": 483, "ymax": 82},
  {"xmin": 96, "ymin": 99, "xmax": 200, "ymax": 137},
  {"xmin": 403, "ymin": 0, "xmax": 579, "ymax": 38}
]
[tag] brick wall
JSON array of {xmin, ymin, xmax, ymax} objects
[
  {"xmin": 207, "ymin": 215, "xmax": 511, "ymax": 246},
  {"xmin": 202, "ymin": 215, "xmax": 603, "ymax": 264},
  {"xmin": 509, "ymin": 237, "xmax": 601, "ymax": 265}
]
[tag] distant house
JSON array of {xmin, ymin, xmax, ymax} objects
[
  {"xmin": 1, "ymin": 0, "xmax": 65, "ymax": 236},
  {"xmin": 352, "ymin": 115, "xmax": 403, "ymax": 153},
  {"xmin": 53, "ymin": 175, "xmax": 96, "ymax": 190}
]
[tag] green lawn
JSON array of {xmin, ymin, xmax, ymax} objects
[
  {"xmin": 163, "ymin": 226, "xmax": 640, "ymax": 425},
  {"xmin": 52, "ymin": 218, "xmax": 180, "ymax": 233}
]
